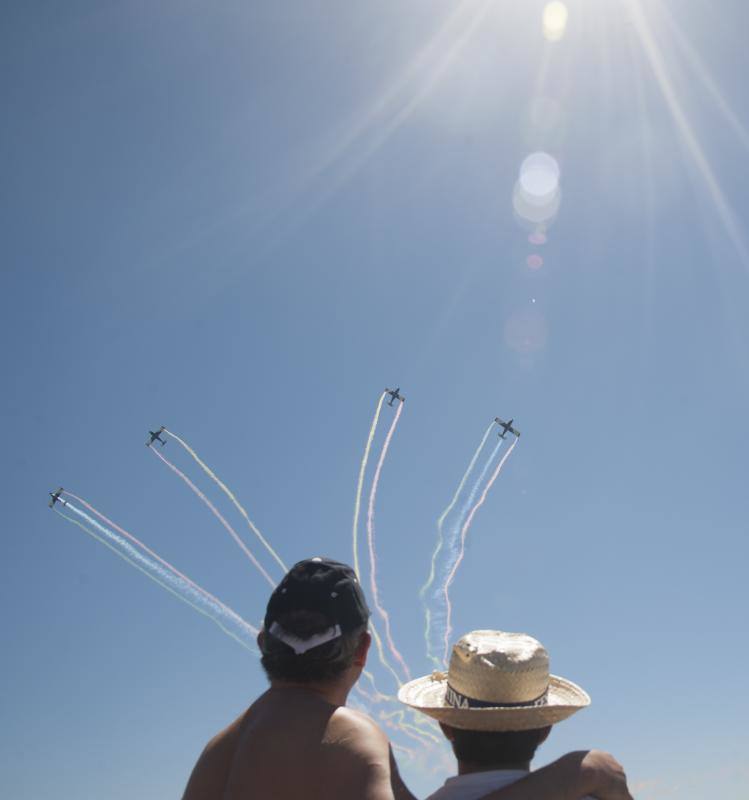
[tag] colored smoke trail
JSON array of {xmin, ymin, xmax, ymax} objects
[
  {"xmin": 388, "ymin": 738, "xmax": 417, "ymax": 761},
  {"xmin": 351, "ymin": 392, "xmax": 410, "ymax": 690},
  {"xmin": 361, "ymin": 678, "xmax": 441, "ymax": 742},
  {"xmin": 150, "ymin": 447, "xmax": 275, "ymax": 589},
  {"xmin": 355, "ymin": 673, "xmax": 437, "ymax": 747},
  {"xmin": 54, "ymin": 503, "xmax": 258, "ymax": 650},
  {"xmin": 442, "ymin": 437, "xmax": 518, "ymax": 663},
  {"xmin": 353, "ymin": 683, "xmax": 380, "ymax": 705},
  {"xmin": 420, "ymin": 421, "xmax": 495, "ymax": 666},
  {"xmin": 352, "ymin": 391, "xmax": 386, "ymax": 578},
  {"xmin": 422, "ymin": 422, "xmax": 496, "ymax": 599},
  {"xmin": 361, "ymin": 669, "xmax": 394, "ymax": 704},
  {"xmin": 424, "ymin": 435, "xmax": 504, "ymax": 665},
  {"xmin": 369, "ymin": 621, "xmax": 407, "ymax": 689},
  {"xmin": 163, "ymin": 429, "xmax": 287, "ymax": 575},
  {"xmin": 380, "ymin": 711, "xmax": 442, "ymax": 746},
  {"xmin": 380, "ymin": 711, "xmax": 441, "ymax": 748},
  {"xmin": 63, "ymin": 492, "xmax": 238, "ymax": 617},
  {"xmin": 405, "ymin": 705, "xmax": 443, "ymax": 739},
  {"xmin": 366, "ymin": 399, "xmax": 411, "ymax": 682}
]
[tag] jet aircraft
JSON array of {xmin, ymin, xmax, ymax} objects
[
  {"xmin": 385, "ymin": 387, "xmax": 404, "ymax": 406},
  {"xmin": 495, "ymin": 417, "xmax": 520, "ymax": 439},
  {"xmin": 146, "ymin": 426, "xmax": 167, "ymax": 447},
  {"xmin": 48, "ymin": 487, "xmax": 66, "ymax": 508}
]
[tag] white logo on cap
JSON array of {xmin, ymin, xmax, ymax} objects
[{"xmin": 269, "ymin": 621, "xmax": 342, "ymax": 655}]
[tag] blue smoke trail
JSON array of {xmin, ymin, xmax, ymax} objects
[
  {"xmin": 425, "ymin": 437, "xmax": 504, "ymax": 664},
  {"xmin": 54, "ymin": 503, "xmax": 258, "ymax": 653},
  {"xmin": 421, "ymin": 422, "xmax": 495, "ymax": 667}
]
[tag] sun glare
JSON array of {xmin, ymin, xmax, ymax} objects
[{"xmin": 543, "ymin": 1, "xmax": 569, "ymax": 42}]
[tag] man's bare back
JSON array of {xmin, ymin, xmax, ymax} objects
[{"xmin": 183, "ymin": 686, "xmax": 407, "ymax": 800}]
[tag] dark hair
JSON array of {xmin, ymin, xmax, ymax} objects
[
  {"xmin": 443, "ymin": 725, "xmax": 551, "ymax": 766},
  {"xmin": 260, "ymin": 610, "xmax": 367, "ymax": 683}
]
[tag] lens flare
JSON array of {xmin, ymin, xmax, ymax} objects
[
  {"xmin": 513, "ymin": 182, "xmax": 561, "ymax": 225},
  {"xmin": 529, "ymin": 230, "xmax": 547, "ymax": 245},
  {"xmin": 519, "ymin": 152, "xmax": 560, "ymax": 199},
  {"xmin": 504, "ymin": 307, "xmax": 548, "ymax": 355},
  {"xmin": 514, "ymin": 152, "xmax": 561, "ymax": 227},
  {"xmin": 526, "ymin": 254, "xmax": 544, "ymax": 270}
]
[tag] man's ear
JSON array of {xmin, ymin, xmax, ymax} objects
[
  {"xmin": 353, "ymin": 631, "xmax": 371, "ymax": 667},
  {"xmin": 439, "ymin": 723, "xmax": 456, "ymax": 742},
  {"xmin": 257, "ymin": 629, "xmax": 265, "ymax": 652},
  {"xmin": 537, "ymin": 725, "xmax": 552, "ymax": 745}
]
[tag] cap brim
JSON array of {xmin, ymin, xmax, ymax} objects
[{"xmin": 397, "ymin": 672, "xmax": 590, "ymax": 732}]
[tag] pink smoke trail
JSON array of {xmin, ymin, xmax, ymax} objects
[
  {"xmin": 63, "ymin": 491, "xmax": 258, "ymax": 632},
  {"xmin": 149, "ymin": 447, "xmax": 275, "ymax": 589},
  {"xmin": 365, "ymin": 399, "xmax": 411, "ymax": 682},
  {"xmin": 442, "ymin": 437, "xmax": 518, "ymax": 664},
  {"xmin": 382, "ymin": 726, "xmax": 418, "ymax": 760},
  {"xmin": 56, "ymin": 503, "xmax": 258, "ymax": 650},
  {"xmin": 354, "ymin": 683, "xmax": 379, "ymax": 705}
]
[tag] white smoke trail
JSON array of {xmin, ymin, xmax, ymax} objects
[
  {"xmin": 55, "ymin": 502, "xmax": 258, "ymax": 652},
  {"xmin": 442, "ymin": 437, "xmax": 518, "ymax": 663},
  {"xmin": 425, "ymin": 437, "xmax": 504, "ymax": 665},
  {"xmin": 421, "ymin": 422, "xmax": 496, "ymax": 667}
]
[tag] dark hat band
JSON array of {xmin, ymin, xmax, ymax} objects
[{"xmin": 445, "ymin": 682, "xmax": 549, "ymax": 710}]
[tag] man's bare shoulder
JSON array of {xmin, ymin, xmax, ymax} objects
[
  {"xmin": 181, "ymin": 709, "xmax": 250, "ymax": 800},
  {"xmin": 324, "ymin": 710, "xmax": 417, "ymax": 800},
  {"xmin": 203, "ymin": 708, "xmax": 248, "ymax": 754},
  {"xmin": 320, "ymin": 707, "xmax": 397, "ymax": 800},
  {"xmin": 324, "ymin": 706, "xmax": 389, "ymax": 754}
]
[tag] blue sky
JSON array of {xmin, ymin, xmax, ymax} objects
[{"xmin": 2, "ymin": 1, "xmax": 749, "ymax": 797}]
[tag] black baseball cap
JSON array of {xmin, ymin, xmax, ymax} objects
[{"xmin": 264, "ymin": 557, "xmax": 370, "ymax": 634}]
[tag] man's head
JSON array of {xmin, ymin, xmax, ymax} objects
[
  {"xmin": 438, "ymin": 723, "xmax": 552, "ymax": 770},
  {"xmin": 399, "ymin": 630, "xmax": 590, "ymax": 770},
  {"xmin": 259, "ymin": 557, "xmax": 371, "ymax": 686}
]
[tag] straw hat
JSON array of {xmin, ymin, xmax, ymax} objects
[{"xmin": 398, "ymin": 631, "xmax": 590, "ymax": 731}]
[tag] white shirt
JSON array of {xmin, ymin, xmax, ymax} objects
[{"xmin": 426, "ymin": 768, "xmax": 595, "ymax": 800}]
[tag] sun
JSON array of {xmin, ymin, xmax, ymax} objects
[{"xmin": 542, "ymin": 1, "xmax": 569, "ymax": 42}]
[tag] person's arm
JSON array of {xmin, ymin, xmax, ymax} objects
[
  {"xmin": 389, "ymin": 745, "xmax": 418, "ymax": 800},
  {"xmin": 386, "ymin": 745, "xmax": 631, "ymax": 800},
  {"xmin": 477, "ymin": 750, "xmax": 633, "ymax": 800}
]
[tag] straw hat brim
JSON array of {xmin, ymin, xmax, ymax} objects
[{"xmin": 398, "ymin": 672, "xmax": 590, "ymax": 732}]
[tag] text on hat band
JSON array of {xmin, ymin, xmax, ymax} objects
[{"xmin": 445, "ymin": 682, "xmax": 549, "ymax": 710}]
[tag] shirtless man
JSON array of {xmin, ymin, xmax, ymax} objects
[{"xmin": 182, "ymin": 558, "xmax": 632, "ymax": 800}]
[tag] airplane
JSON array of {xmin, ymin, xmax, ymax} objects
[
  {"xmin": 48, "ymin": 487, "xmax": 66, "ymax": 508},
  {"xmin": 146, "ymin": 426, "xmax": 167, "ymax": 447},
  {"xmin": 385, "ymin": 387, "xmax": 404, "ymax": 406},
  {"xmin": 495, "ymin": 417, "xmax": 520, "ymax": 439}
]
